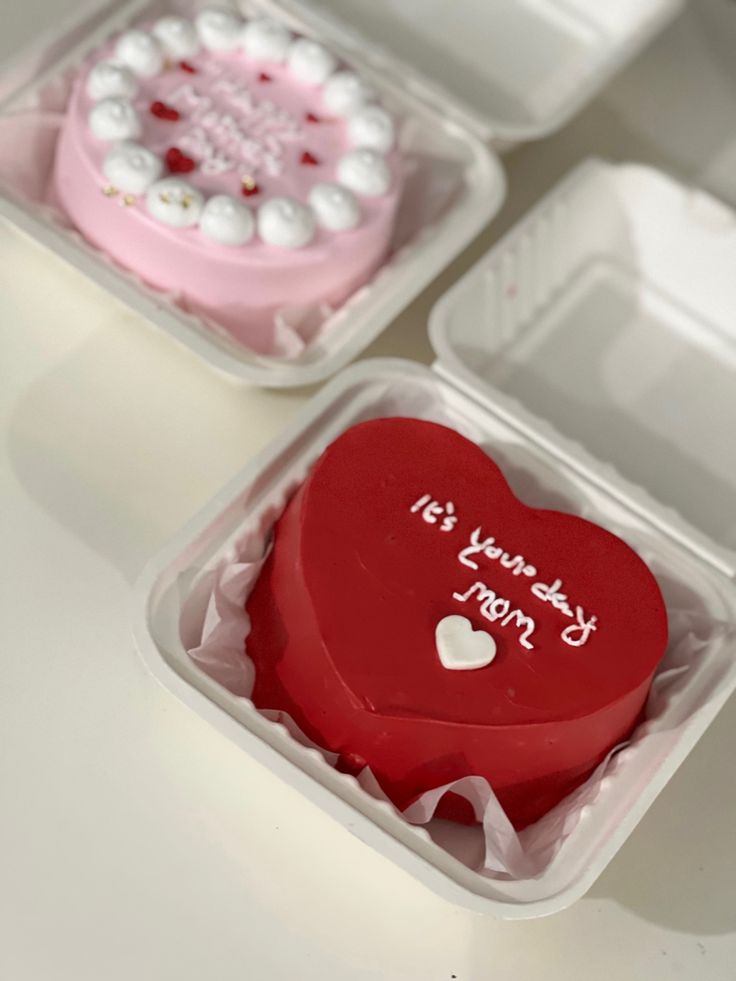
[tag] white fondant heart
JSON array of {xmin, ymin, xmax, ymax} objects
[{"xmin": 435, "ymin": 615, "xmax": 497, "ymax": 672}]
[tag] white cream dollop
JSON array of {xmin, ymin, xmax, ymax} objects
[
  {"xmin": 86, "ymin": 60, "xmax": 138, "ymax": 101},
  {"xmin": 88, "ymin": 98, "xmax": 142, "ymax": 141},
  {"xmin": 257, "ymin": 197, "xmax": 315, "ymax": 248},
  {"xmin": 286, "ymin": 38, "xmax": 337, "ymax": 85},
  {"xmin": 152, "ymin": 16, "xmax": 201, "ymax": 59},
  {"xmin": 200, "ymin": 195, "xmax": 255, "ymax": 246},
  {"xmin": 337, "ymin": 148, "xmax": 392, "ymax": 197},
  {"xmin": 146, "ymin": 178, "xmax": 204, "ymax": 228},
  {"xmin": 323, "ymin": 71, "xmax": 374, "ymax": 116},
  {"xmin": 241, "ymin": 17, "xmax": 292, "ymax": 62},
  {"xmin": 195, "ymin": 7, "xmax": 243, "ymax": 52},
  {"xmin": 102, "ymin": 142, "xmax": 162, "ymax": 195},
  {"xmin": 308, "ymin": 182, "xmax": 361, "ymax": 231},
  {"xmin": 348, "ymin": 105, "xmax": 395, "ymax": 153},
  {"xmin": 114, "ymin": 30, "xmax": 164, "ymax": 78}
]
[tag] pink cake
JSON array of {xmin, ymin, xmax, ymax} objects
[{"xmin": 52, "ymin": 8, "xmax": 403, "ymax": 353}]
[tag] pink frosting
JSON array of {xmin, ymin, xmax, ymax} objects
[{"xmin": 52, "ymin": 37, "xmax": 401, "ymax": 353}]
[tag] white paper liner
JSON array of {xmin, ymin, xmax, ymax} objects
[
  {"xmin": 176, "ymin": 474, "xmax": 734, "ymax": 882},
  {"xmin": 0, "ymin": 2, "xmax": 466, "ymax": 363}
]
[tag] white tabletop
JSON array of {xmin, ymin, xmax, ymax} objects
[{"xmin": 2, "ymin": 2, "xmax": 736, "ymax": 979}]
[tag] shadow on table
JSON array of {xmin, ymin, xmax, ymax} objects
[
  {"xmin": 6, "ymin": 312, "xmax": 312, "ymax": 582},
  {"xmin": 586, "ymin": 694, "xmax": 736, "ymax": 936},
  {"xmin": 4, "ymin": 244, "xmax": 443, "ymax": 587}
]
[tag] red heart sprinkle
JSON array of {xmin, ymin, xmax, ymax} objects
[
  {"xmin": 300, "ymin": 150, "xmax": 320, "ymax": 166},
  {"xmin": 241, "ymin": 182, "xmax": 260, "ymax": 198},
  {"xmin": 150, "ymin": 101, "xmax": 180, "ymax": 121},
  {"xmin": 179, "ymin": 61, "xmax": 197, "ymax": 74},
  {"xmin": 258, "ymin": 72, "xmax": 273, "ymax": 83},
  {"xmin": 305, "ymin": 112, "xmax": 321, "ymax": 123},
  {"xmin": 165, "ymin": 147, "xmax": 195, "ymax": 174}
]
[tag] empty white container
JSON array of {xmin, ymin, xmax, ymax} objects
[
  {"xmin": 0, "ymin": 0, "xmax": 683, "ymax": 387},
  {"xmin": 274, "ymin": 0, "xmax": 684, "ymax": 148},
  {"xmin": 135, "ymin": 159, "xmax": 736, "ymax": 917}
]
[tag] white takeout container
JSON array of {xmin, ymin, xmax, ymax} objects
[
  {"xmin": 0, "ymin": 0, "xmax": 682, "ymax": 387},
  {"xmin": 135, "ymin": 159, "xmax": 736, "ymax": 917}
]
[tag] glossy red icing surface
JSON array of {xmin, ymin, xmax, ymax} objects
[{"xmin": 245, "ymin": 418, "xmax": 668, "ymax": 827}]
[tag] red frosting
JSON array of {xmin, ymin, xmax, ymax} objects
[{"xmin": 245, "ymin": 419, "xmax": 668, "ymax": 828}]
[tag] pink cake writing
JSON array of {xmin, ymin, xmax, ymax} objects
[{"xmin": 167, "ymin": 61, "xmax": 303, "ymax": 177}]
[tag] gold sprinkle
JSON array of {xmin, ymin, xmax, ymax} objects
[
  {"xmin": 159, "ymin": 192, "xmax": 171, "ymax": 204},
  {"xmin": 182, "ymin": 194, "xmax": 193, "ymax": 209},
  {"xmin": 122, "ymin": 194, "xmax": 136, "ymax": 207},
  {"xmin": 102, "ymin": 185, "xmax": 119, "ymax": 197},
  {"xmin": 241, "ymin": 175, "xmax": 256, "ymax": 191}
]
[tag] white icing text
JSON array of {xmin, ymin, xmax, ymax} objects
[
  {"xmin": 453, "ymin": 580, "xmax": 536, "ymax": 650},
  {"xmin": 530, "ymin": 578, "xmax": 598, "ymax": 647},
  {"xmin": 408, "ymin": 492, "xmax": 601, "ymax": 652},
  {"xmin": 410, "ymin": 493, "xmax": 458, "ymax": 533},
  {"xmin": 167, "ymin": 61, "xmax": 303, "ymax": 177},
  {"xmin": 459, "ymin": 526, "xmax": 537, "ymax": 578}
]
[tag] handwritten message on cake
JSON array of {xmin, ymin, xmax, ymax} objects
[
  {"xmin": 410, "ymin": 493, "xmax": 599, "ymax": 651},
  {"xmin": 167, "ymin": 61, "xmax": 303, "ymax": 177}
]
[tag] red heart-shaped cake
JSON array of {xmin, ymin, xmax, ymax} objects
[{"xmin": 246, "ymin": 419, "xmax": 668, "ymax": 828}]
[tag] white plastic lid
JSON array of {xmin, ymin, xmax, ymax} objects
[
  {"xmin": 429, "ymin": 159, "xmax": 736, "ymax": 579},
  {"xmin": 264, "ymin": 0, "xmax": 684, "ymax": 142}
]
